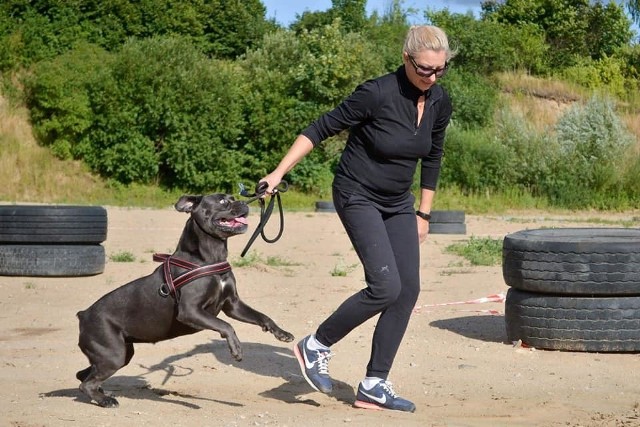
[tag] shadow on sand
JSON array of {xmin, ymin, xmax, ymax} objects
[{"xmin": 44, "ymin": 339, "xmax": 355, "ymax": 408}]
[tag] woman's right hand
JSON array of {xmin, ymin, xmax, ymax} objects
[{"xmin": 258, "ymin": 172, "xmax": 284, "ymax": 196}]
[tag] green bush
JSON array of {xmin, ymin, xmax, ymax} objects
[
  {"xmin": 492, "ymin": 108, "xmax": 556, "ymax": 196},
  {"xmin": 544, "ymin": 95, "xmax": 636, "ymax": 208},
  {"xmin": 560, "ymin": 56, "xmax": 628, "ymax": 98},
  {"xmin": 440, "ymin": 69, "xmax": 498, "ymax": 129},
  {"xmin": 87, "ymin": 36, "xmax": 248, "ymax": 190},
  {"xmin": 24, "ymin": 43, "xmax": 111, "ymax": 160},
  {"xmin": 25, "ymin": 36, "xmax": 249, "ymax": 191},
  {"xmin": 440, "ymin": 126, "xmax": 517, "ymax": 193},
  {"xmin": 241, "ymin": 22, "xmax": 386, "ymax": 189}
]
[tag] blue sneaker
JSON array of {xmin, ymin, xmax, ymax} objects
[
  {"xmin": 354, "ymin": 380, "xmax": 416, "ymax": 412},
  {"xmin": 293, "ymin": 335, "xmax": 333, "ymax": 393}
]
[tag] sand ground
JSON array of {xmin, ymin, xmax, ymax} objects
[{"xmin": 1, "ymin": 205, "xmax": 640, "ymax": 427}]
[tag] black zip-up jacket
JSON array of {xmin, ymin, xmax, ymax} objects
[{"xmin": 302, "ymin": 66, "xmax": 452, "ymax": 205}]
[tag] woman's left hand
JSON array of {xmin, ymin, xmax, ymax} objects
[{"xmin": 417, "ymin": 216, "xmax": 430, "ymax": 243}]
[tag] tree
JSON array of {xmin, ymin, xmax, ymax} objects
[
  {"xmin": 428, "ymin": 9, "xmax": 548, "ymax": 74},
  {"xmin": 585, "ymin": 2, "xmax": 633, "ymax": 60},
  {"xmin": 481, "ymin": 0, "xmax": 632, "ymax": 67},
  {"xmin": 0, "ymin": 0, "xmax": 273, "ymax": 70},
  {"xmin": 291, "ymin": 0, "xmax": 366, "ymax": 33},
  {"xmin": 627, "ymin": 0, "xmax": 640, "ymax": 26},
  {"xmin": 331, "ymin": 0, "xmax": 367, "ymax": 29}
]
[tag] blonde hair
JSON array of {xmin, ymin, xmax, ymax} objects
[{"xmin": 403, "ymin": 25, "xmax": 456, "ymax": 61}]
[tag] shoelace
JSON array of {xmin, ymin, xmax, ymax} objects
[
  {"xmin": 379, "ymin": 381, "xmax": 399, "ymax": 398},
  {"xmin": 314, "ymin": 350, "xmax": 333, "ymax": 375}
]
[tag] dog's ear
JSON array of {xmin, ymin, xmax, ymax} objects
[{"xmin": 175, "ymin": 195, "xmax": 203, "ymax": 213}]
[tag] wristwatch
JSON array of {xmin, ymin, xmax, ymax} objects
[{"xmin": 416, "ymin": 210, "xmax": 431, "ymax": 221}]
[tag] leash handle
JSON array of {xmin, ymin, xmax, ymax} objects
[
  {"xmin": 238, "ymin": 180, "xmax": 288, "ymax": 203},
  {"xmin": 238, "ymin": 180, "xmax": 288, "ymax": 257}
]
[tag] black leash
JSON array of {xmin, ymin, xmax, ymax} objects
[{"xmin": 238, "ymin": 180, "xmax": 288, "ymax": 257}]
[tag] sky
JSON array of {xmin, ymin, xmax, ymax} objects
[
  {"xmin": 262, "ymin": 0, "xmax": 483, "ymax": 26},
  {"xmin": 262, "ymin": 1, "xmax": 639, "ymax": 35}
]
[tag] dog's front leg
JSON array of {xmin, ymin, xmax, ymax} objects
[
  {"xmin": 176, "ymin": 309, "xmax": 244, "ymax": 361},
  {"xmin": 224, "ymin": 299, "xmax": 294, "ymax": 343}
]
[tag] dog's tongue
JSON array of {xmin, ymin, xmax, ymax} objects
[{"xmin": 234, "ymin": 216, "xmax": 248, "ymax": 225}]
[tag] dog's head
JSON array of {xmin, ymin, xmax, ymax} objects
[{"xmin": 175, "ymin": 193, "xmax": 249, "ymax": 238}]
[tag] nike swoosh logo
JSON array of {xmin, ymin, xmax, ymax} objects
[
  {"xmin": 302, "ymin": 346, "xmax": 315, "ymax": 370},
  {"xmin": 360, "ymin": 390, "xmax": 387, "ymax": 404}
]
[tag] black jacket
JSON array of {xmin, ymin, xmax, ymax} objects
[{"xmin": 302, "ymin": 66, "xmax": 452, "ymax": 205}]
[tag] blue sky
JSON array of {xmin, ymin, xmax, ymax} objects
[
  {"xmin": 262, "ymin": 0, "xmax": 482, "ymax": 26},
  {"xmin": 262, "ymin": 1, "xmax": 638, "ymax": 36}
]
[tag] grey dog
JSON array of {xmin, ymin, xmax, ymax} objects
[{"xmin": 76, "ymin": 193, "xmax": 294, "ymax": 408}]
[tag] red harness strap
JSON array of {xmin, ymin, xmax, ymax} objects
[{"xmin": 153, "ymin": 253, "xmax": 232, "ymax": 299}]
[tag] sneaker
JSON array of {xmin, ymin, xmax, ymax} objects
[
  {"xmin": 293, "ymin": 335, "xmax": 333, "ymax": 393},
  {"xmin": 354, "ymin": 380, "xmax": 416, "ymax": 412}
]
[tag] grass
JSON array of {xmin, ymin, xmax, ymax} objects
[
  {"xmin": 232, "ymin": 251, "xmax": 299, "ymax": 268},
  {"xmin": 495, "ymin": 72, "xmax": 586, "ymax": 103},
  {"xmin": 495, "ymin": 71, "xmax": 640, "ymax": 145},
  {"xmin": 0, "ymin": 98, "xmax": 184, "ymax": 208},
  {"xmin": 109, "ymin": 251, "xmax": 136, "ymax": 262},
  {"xmin": 445, "ymin": 236, "xmax": 504, "ymax": 266},
  {"xmin": 330, "ymin": 260, "xmax": 359, "ymax": 277}
]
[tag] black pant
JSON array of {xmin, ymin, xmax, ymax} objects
[{"xmin": 315, "ymin": 186, "xmax": 421, "ymax": 380}]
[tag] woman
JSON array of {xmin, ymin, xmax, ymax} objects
[{"xmin": 260, "ymin": 25, "xmax": 454, "ymax": 413}]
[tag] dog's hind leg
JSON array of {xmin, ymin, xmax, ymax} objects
[
  {"xmin": 78, "ymin": 342, "xmax": 134, "ymax": 408},
  {"xmin": 78, "ymin": 315, "xmax": 135, "ymax": 408},
  {"xmin": 224, "ymin": 299, "xmax": 294, "ymax": 343}
]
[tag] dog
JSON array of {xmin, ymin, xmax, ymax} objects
[{"xmin": 76, "ymin": 193, "xmax": 294, "ymax": 408}]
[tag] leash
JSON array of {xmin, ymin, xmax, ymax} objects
[{"xmin": 238, "ymin": 180, "xmax": 288, "ymax": 257}]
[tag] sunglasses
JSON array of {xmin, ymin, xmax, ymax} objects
[{"xmin": 408, "ymin": 55, "xmax": 448, "ymax": 78}]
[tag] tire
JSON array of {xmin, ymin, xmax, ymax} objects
[
  {"xmin": 505, "ymin": 288, "xmax": 640, "ymax": 352},
  {"xmin": 0, "ymin": 205, "xmax": 107, "ymax": 244},
  {"xmin": 429, "ymin": 210, "xmax": 465, "ymax": 224},
  {"xmin": 502, "ymin": 228, "xmax": 640, "ymax": 296},
  {"xmin": 429, "ymin": 222, "xmax": 467, "ymax": 235},
  {"xmin": 314, "ymin": 201, "xmax": 335, "ymax": 213},
  {"xmin": 0, "ymin": 244, "xmax": 105, "ymax": 277}
]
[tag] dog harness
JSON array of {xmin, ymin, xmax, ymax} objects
[{"xmin": 153, "ymin": 253, "xmax": 232, "ymax": 300}]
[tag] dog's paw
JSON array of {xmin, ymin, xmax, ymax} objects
[
  {"xmin": 97, "ymin": 396, "xmax": 119, "ymax": 408},
  {"xmin": 276, "ymin": 330, "xmax": 295, "ymax": 343}
]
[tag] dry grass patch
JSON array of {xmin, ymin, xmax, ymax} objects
[
  {"xmin": 495, "ymin": 72, "xmax": 640, "ymax": 142},
  {"xmin": 495, "ymin": 72, "xmax": 585, "ymax": 103},
  {"xmin": 0, "ymin": 97, "xmax": 108, "ymax": 204}
]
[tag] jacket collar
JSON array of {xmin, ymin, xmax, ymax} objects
[{"xmin": 395, "ymin": 65, "xmax": 442, "ymax": 102}]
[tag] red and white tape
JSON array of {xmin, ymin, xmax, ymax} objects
[{"xmin": 413, "ymin": 292, "xmax": 505, "ymax": 315}]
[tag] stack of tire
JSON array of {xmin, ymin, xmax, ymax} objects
[
  {"xmin": 503, "ymin": 228, "xmax": 640, "ymax": 352},
  {"xmin": 0, "ymin": 205, "xmax": 107, "ymax": 277},
  {"xmin": 314, "ymin": 201, "xmax": 466, "ymax": 235}
]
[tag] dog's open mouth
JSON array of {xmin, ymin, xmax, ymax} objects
[{"xmin": 216, "ymin": 216, "xmax": 248, "ymax": 229}]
